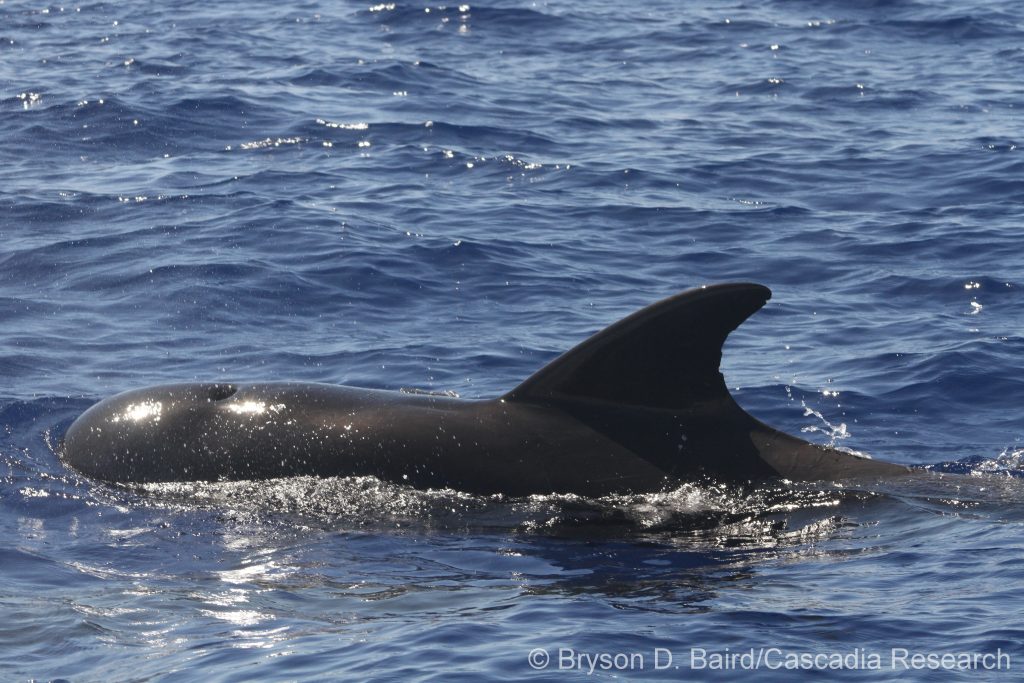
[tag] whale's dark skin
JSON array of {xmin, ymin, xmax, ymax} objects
[{"xmin": 61, "ymin": 283, "xmax": 910, "ymax": 495}]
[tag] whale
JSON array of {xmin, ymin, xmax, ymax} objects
[{"xmin": 61, "ymin": 283, "xmax": 911, "ymax": 495}]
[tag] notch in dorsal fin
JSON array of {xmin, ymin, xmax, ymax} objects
[{"xmin": 504, "ymin": 283, "xmax": 771, "ymax": 409}]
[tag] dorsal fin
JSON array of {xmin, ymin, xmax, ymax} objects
[{"xmin": 504, "ymin": 283, "xmax": 771, "ymax": 409}]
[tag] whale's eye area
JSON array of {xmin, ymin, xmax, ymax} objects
[{"xmin": 207, "ymin": 384, "xmax": 238, "ymax": 401}]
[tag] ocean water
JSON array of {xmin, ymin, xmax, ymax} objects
[{"xmin": 3, "ymin": 0, "xmax": 1024, "ymax": 680}]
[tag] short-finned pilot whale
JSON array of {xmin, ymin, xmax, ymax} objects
[{"xmin": 61, "ymin": 283, "xmax": 910, "ymax": 495}]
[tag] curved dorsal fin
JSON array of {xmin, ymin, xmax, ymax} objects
[{"xmin": 504, "ymin": 283, "xmax": 771, "ymax": 409}]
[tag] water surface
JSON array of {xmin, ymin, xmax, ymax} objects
[{"xmin": 3, "ymin": 0, "xmax": 1024, "ymax": 680}]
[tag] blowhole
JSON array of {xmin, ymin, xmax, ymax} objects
[{"xmin": 208, "ymin": 384, "xmax": 238, "ymax": 401}]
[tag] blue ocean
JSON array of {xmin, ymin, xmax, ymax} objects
[{"xmin": 3, "ymin": 0, "xmax": 1024, "ymax": 680}]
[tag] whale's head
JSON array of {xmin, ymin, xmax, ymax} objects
[
  {"xmin": 62, "ymin": 383, "xmax": 246, "ymax": 483},
  {"xmin": 61, "ymin": 382, "xmax": 397, "ymax": 484}
]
